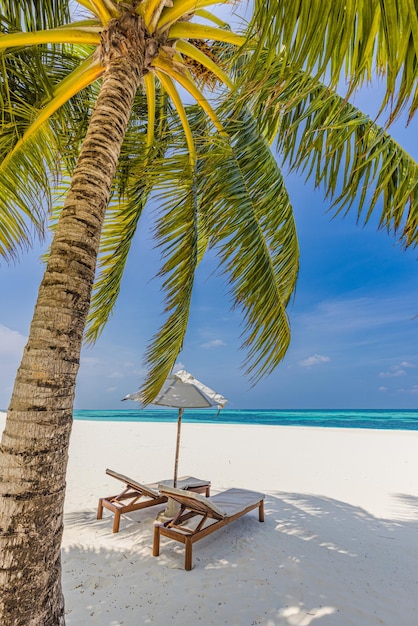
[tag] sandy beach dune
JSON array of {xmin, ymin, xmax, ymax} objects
[{"xmin": 1, "ymin": 413, "xmax": 418, "ymax": 625}]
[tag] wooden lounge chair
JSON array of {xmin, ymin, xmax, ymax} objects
[
  {"xmin": 97, "ymin": 468, "xmax": 210, "ymax": 533},
  {"xmin": 153, "ymin": 485, "xmax": 265, "ymax": 570}
]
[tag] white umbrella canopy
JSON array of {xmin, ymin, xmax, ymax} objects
[
  {"xmin": 123, "ymin": 370, "xmax": 227, "ymax": 486},
  {"xmin": 124, "ymin": 369, "xmax": 227, "ymax": 409}
]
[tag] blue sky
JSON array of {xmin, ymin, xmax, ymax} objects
[{"xmin": 1, "ymin": 63, "xmax": 417, "ymax": 411}]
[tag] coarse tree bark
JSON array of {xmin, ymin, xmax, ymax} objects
[{"xmin": 0, "ymin": 14, "xmax": 154, "ymax": 626}]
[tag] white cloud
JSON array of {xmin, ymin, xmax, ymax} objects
[
  {"xmin": 0, "ymin": 325, "xmax": 26, "ymax": 356},
  {"xmin": 80, "ymin": 355, "xmax": 101, "ymax": 366},
  {"xmin": 0, "ymin": 326, "xmax": 27, "ymax": 408},
  {"xmin": 378, "ymin": 386, "xmax": 388, "ymax": 392},
  {"xmin": 108, "ymin": 371, "xmax": 124, "ymax": 379},
  {"xmin": 200, "ymin": 339, "xmax": 226, "ymax": 349},
  {"xmin": 379, "ymin": 368, "xmax": 405, "ymax": 378},
  {"xmin": 299, "ymin": 354, "xmax": 331, "ymax": 367},
  {"xmin": 295, "ymin": 296, "xmax": 417, "ymax": 338},
  {"xmin": 378, "ymin": 362, "xmax": 415, "ymax": 378},
  {"xmin": 122, "ymin": 360, "xmax": 136, "ymax": 368},
  {"xmin": 173, "ymin": 361, "xmax": 185, "ymax": 373},
  {"xmin": 132, "ymin": 367, "xmax": 147, "ymax": 376},
  {"xmin": 400, "ymin": 385, "xmax": 418, "ymax": 395}
]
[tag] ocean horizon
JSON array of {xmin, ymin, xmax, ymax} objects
[{"xmin": 71, "ymin": 408, "xmax": 418, "ymax": 431}]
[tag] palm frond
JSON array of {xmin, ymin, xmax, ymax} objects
[
  {"xmin": 0, "ymin": 32, "xmax": 101, "ymax": 259},
  {"xmin": 0, "ymin": 26, "xmax": 101, "ymax": 49},
  {"xmin": 0, "ymin": 115, "xmax": 58, "ymax": 260},
  {"xmin": 176, "ymin": 40, "xmax": 234, "ymax": 89},
  {"xmin": 0, "ymin": 1, "xmax": 72, "ymax": 31},
  {"xmin": 239, "ymin": 52, "xmax": 418, "ymax": 249},
  {"xmin": 144, "ymin": 71, "xmax": 156, "ymax": 148},
  {"xmin": 158, "ymin": 0, "xmax": 222, "ymax": 32},
  {"xmin": 168, "ymin": 21, "xmax": 245, "ymax": 47},
  {"xmin": 152, "ymin": 54, "xmax": 224, "ymax": 132},
  {"xmin": 138, "ymin": 105, "xmax": 217, "ymax": 402},
  {"xmin": 194, "ymin": 8, "xmax": 231, "ymax": 28},
  {"xmin": 84, "ymin": 184, "xmax": 152, "ymax": 344},
  {"xmin": 198, "ymin": 107, "xmax": 299, "ymax": 382},
  {"xmin": 142, "ymin": 0, "xmax": 173, "ymax": 33},
  {"xmin": 2, "ymin": 57, "xmax": 103, "ymax": 170},
  {"xmin": 249, "ymin": 0, "xmax": 418, "ymax": 123},
  {"xmin": 140, "ymin": 154, "xmax": 200, "ymax": 404},
  {"xmin": 154, "ymin": 69, "xmax": 197, "ymax": 163},
  {"xmin": 84, "ymin": 0, "xmax": 120, "ymax": 23}
]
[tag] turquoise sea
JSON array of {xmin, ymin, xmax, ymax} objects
[{"xmin": 73, "ymin": 409, "xmax": 418, "ymax": 431}]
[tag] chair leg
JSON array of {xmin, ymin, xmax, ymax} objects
[
  {"xmin": 185, "ymin": 536, "xmax": 193, "ymax": 571},
  {"xmin": 259, "ymin": 500, "xmax": 264, "ymax": 522},
  {"xmin": 153, "ymin": 525, "xmax": 161, "ymax": 557},
  {"xmin": 97, "ymin": 498, "xmax": 103, "ymax": 520},
  {"xmin": 111, "ymin": 510, "xmax": 121, "ymax": 533}
]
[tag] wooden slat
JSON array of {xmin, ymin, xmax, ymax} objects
[{"xmin": 153, "ymin": 493, "xmax": 265, "ymax": 570}]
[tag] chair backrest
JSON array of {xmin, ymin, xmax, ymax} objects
[
  {"xmin": 158, "ymin": 485, "xmax": 226, "ymax": 519},
  {"xmin": 106, "ymin": 468, "xmax": 160, "ymax": 498}
]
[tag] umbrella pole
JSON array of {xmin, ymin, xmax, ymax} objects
[{"xmin": 173, "ymin": 407, "xmax": 184, "ymax": 488}]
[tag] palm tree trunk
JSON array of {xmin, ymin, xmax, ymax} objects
[{"xmin": 0, "ymin": 19, "xmax": 144, "ymax": 625}]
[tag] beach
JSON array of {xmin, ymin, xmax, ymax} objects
[{"xmin": 1, "ymin": 412, "xmax": 418, "ymax": 625}]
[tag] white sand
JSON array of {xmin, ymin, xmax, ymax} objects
[{"xmin": 1, "ymin": 412, "xmax": 418, "ymax": 625}]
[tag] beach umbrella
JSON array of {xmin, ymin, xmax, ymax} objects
[{"xmin": 123, "ymin": 370, "xmax": 227, "ymax": 486}]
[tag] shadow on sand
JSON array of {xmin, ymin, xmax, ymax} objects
[{"xmin": 62, "ymin": 491, "xmax": 418, "ymax": 625}]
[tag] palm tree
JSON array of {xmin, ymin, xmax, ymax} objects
[{"xmin": 0, "ymin": 0, "xmax": 417, "ymax": 623}]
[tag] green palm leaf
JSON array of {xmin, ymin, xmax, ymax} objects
[
  {"xmin": 238, "ymin": 52, "xmax": 418, "ymax": 249},
  {"xmin": 141, "ymin": 154, "xmax": 200, "ymax": 404},
  {"xmin": 249, "ymin": 0, "xmax": 418, "ymax": 123},
  {"xmin": 199, "ymin": 107, "xmax": 299, "ymax": 382},
  {"xmin": 1, "ymin": 0, "xmax": 71, "ymax": 31},
  {"xmin": 139, "ymin": 106, "xmax": 217, "ymax": 402},
  {"xmin": 0, "ymin": 41, "xmax": 99, "ymax": 258}
]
